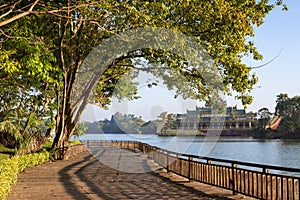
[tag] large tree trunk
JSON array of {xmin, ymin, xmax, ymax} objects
[
  {"xmin": 51, "ymin": 59, "xmax": 92, "ymax": 158},
  {"xmin": 52, "ymin": 71, "xmax": 77, "ymax": 158},
  {"xmin": 52, "ymin": 117, "xmax": 76, "ymax": 158},
  {"xmin": 50, "ymin": 12, "xmax": 102, "ymax": 157}
]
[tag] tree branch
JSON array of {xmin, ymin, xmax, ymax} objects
[
  {"xmin": 250, "ymin": 49, "xmax": 283, "ymax": 69},
  {"xmin": 0, "ymin": 0, "xmax": 22, "ymax": 20},
  {"xmin": 0, "ymin": 0, "xmax": 40, "ymax": 27},
  {"xmin": 0, "ymin": 0, "xmax": 22, "ymax": 12},
  {"xmin": 0, "ymin": 1, "xmax": 98, "ymax": 27}
]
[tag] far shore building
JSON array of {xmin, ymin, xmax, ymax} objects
[{"xmin": 174, "ymin": 106, "xmax": 257, "ymax": 136}]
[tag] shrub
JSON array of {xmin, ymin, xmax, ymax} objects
[
  {"xmin": 68, "ymin": 140, "xmax": 82, "ymax": 146},
  {"xmin": 0, "ymin": 151, "xmax": 50, "ymax": 200}
]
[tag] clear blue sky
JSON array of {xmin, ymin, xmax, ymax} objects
[
  {"xmin": 82, "ymin": 1, "xmax": 300, "ymax": 122},
  {"xmin": 244, "ymin": 0, "xmax": 300, "ymax": 113}
]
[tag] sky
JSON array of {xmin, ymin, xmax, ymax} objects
[{"xmin": 81, "ymin": 1, "xmax": 300, "ymax": 122}]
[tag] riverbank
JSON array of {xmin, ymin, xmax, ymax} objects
[{"xmin": 8, "ymin": 147, "xmax": 251, "ymax": 200}]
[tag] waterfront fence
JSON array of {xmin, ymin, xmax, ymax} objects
[{"xmin": 84, "ymin": 140, "xmax": 300, "ymax": 200}]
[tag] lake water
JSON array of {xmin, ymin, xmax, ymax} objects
[{"xmin": 79, "ymin": 134, "xmax": 300, "ymax": 169}]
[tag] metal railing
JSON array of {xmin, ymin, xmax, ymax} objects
[{"xmin": 84, "ymin": 140, "xmax": 300, "ymax": 200}]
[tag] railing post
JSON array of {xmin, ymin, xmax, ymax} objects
[
  {"xmin": 188, "ymin": 156, "xmax": 193, "ymax": 181},
  {"xmin": 263, "ymin": 167, "xmax": 269, "ymax": 199},
  {"xmin": 207, "ymin": 160, "xmax": 211, "ymax": 184},
  {"xmin": 231, "ymin": 163, "xmax": 237, "ymax": 195},
  {"xmin": 263, "ymin": 167, "xmax": 269, "ymax": 173},
  {"xmin": 157, "ymin": 149, "xmax": 160, "ymax": 164},
  {"xmin": 166, "ymin": 151, "xmax": 170, "ymax": 172}
]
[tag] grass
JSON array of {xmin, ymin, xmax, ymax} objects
[
  {"xmin": 42, "ymin": 139, "xmax": 82, "ymax": 148},
  {"xmin": 69, "ymin": 140, "xmax": 82, "ymax": 146},
  {"xmin": 1, "ymin": 141, "xmax": 54, "ymax": 162},
  {"xmin": 0, "ymin": 153, "xmax": 10, "ymax": 161},
  {"xmin": 42, "ymin": 140, "xmax": 82, "ymax": 150},
  {"xmin": 0, "ymin": 145, "xmax": 14, "ymax": 162},
  {"xmin": 0, "ymin": 139, "xmax": 81, "ymax": 161},
  {"xmin": 42, "ymin": 141, "xmax": 53, "ymax": 151}
]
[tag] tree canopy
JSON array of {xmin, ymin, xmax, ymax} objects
[
  {"xmin": 0, "ymin": 0, "xmax": 287, "ymax": 155},
  {"xmin": 275, "ymin": 94, "xmax": 300, "ymax": 135},
  {"xmin": 254, "ymin": 94, "xmax": 300, "ymax": 138}
]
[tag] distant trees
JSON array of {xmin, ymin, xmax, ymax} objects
[
  {"xmin": 275, "ymin": 94, "xmax": 300, "ymax": 135},
  {"xmin": 257, "ymin": 108, "xmax": 273, "ymax": 129},
  {"xmin": 275, "ymin": 93, "xmax": 289, "ymax": 116},
  {"xmin": 253, "ymin": 107, "xmax": 273, "ymax": 138},
  {"xmin": 85, "ymin": 112, "xmax": 157, "ymax": 134},
  {"xmin": 255, "ymin": 94, "xmax": 300, "ymax": 138},
  {"xmin": 157, "ymin": 112, "xmax": 178, "ymax": 135}
]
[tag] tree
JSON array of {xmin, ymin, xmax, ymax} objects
[
  {"xmin": 0, "ymin": 0, "xmax": 287, "ymax": 156},
  {"xmin": 257, "ymin": 107, "xmax": 273, "ymax": 129},
  {"xmin": 0, "ymin": 113, "xmax": 46, "ymax": 155},
  {"xmin": 275, "ymin": 95, "xmax": 300, "ymax": 135},
  {"xmin": 275, "ymin": 93, "xmax": 289, "ymax": 116},
  {"xmin": 73, "ymin": 123, "xmax": 87, "ymax": 138},
  {"xmin": 165, "ymin": 114, "xmax": 177, "ymax": 130}
]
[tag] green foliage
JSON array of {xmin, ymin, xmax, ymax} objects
[
  {"xmin": 94, "ymin": 69, "xmax": 140, "ymax": 108},
  {"xmin": 0, "ymin": 151, "xmax": 50, "ymax": 200},
  {"xmin": 0, "ymin": 0, "xmax": 287, "ymax": 151},
  {"xmin": 85, "ymin": 112, "xmax": 152, "ymax": 134},
  {"xmin": 0, "ymin": 9, "xmax": 61, "ymax": 153},
  {"xmin": 85, "ymin": 121, "xmax": 103, "ymax": 134},
  {"xmin": 0, "ymin": 121, "xmax": 21, "ymax": 140},
  {"xmin": 68, "ymin": 140, "xmax": 82, "ymax": 146},
  {"xmin": 257, "ymin": 108, "xmax": 273, "ymax": 129},
  {"xmin": 253, "ymin": 107, "xmax": 273, "ymax": 138},
  {"xmin": 42, "ymin": 141, "xmax": 53, "ymax": 151},
  {"xmin": 255, "ymin": 94, "xmax": 300, "ymax": 138},
  {"xmin": 73, "ymin": 123, "xmax": 87, "ymax": 138},
  {"xmin": 0, "ymin": 154, "xmax": 9, "ymax": 162},
  {"xmin": 0, "ymin": 114, "xmax": 46, "ymax": 155},
  {"xmin": 140, "ymin": 121, "xmax": 159, "ymax": 135},
  {"xmin": 102, "ymin": 112, "xmax": 145, "ymax": 134},
  {"xmin": 0, "ymin": 145, "xmax": 14, "ymax": 162},
  {"xmin": 159, "ymin": 113, "xmax": 178, "ymax": 134},
  {"xmin": 275, "ymin": 94, "xmax": 300, "ymax": 135}
]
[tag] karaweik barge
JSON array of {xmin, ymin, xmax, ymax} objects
[{"xmin": 158, "ymin": 106, "xmax": 256, "ymax": 136}]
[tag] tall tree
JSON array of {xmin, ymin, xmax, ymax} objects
[
  {"xmin": 274, "ymin": 94, "xmax": 300, "ymax": 135},
  {"xmin": 275, "ymin": 93, "xmax": 289, "ymax": 116},
  {"xmin": 257, "ymin": 107, "xmax": 273, "ymax": 129},
  {"xmin": 0, "ymin": 0, "xmax": 287, "ymax": 156}
]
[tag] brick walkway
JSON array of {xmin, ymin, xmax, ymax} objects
[{"xmin": 8, "ymin": 147, "xmax": 253, "ymax": 200}]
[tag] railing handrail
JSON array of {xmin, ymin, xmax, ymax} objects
[
  {"xmin": 84, "ymin": 139, "xmax": 300, "ymax": 199},
  {"xmin": 82, "ymin": 139, "xmax": 300, "ymax": 175}
]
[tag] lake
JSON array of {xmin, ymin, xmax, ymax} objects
[{"xmin": 79, "ymin": 133, "xmax": 300, "ymax": 169}]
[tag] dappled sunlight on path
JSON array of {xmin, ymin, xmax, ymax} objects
[{"xmin": 8, "ymin": 148, "xmax": 252, "ymax": 199}]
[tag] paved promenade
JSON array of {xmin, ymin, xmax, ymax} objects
[{"xmin": 8, "ymin": 146, "xmax": 253, "ymax": 200}]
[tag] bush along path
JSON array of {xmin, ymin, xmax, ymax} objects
[
  {"xmin": 0, "ymin": 143, "xmax": 87, "ymax": 200},
  {"xmin": 0, "ymin": 150, "xmax": 50, "ymax": 200}
]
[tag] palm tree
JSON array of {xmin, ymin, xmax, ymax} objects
[
  {"xmin": 0, "ymin": 113, "xmax": 45, "ymax": 155},
  {"xmin": 275, "ymin": 93, "xmax": 289, "ymax": 116}
]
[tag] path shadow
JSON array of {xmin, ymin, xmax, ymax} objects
[{"xmin": 59, "ymin": 149, "xmax": 236, "ymax": 200}]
